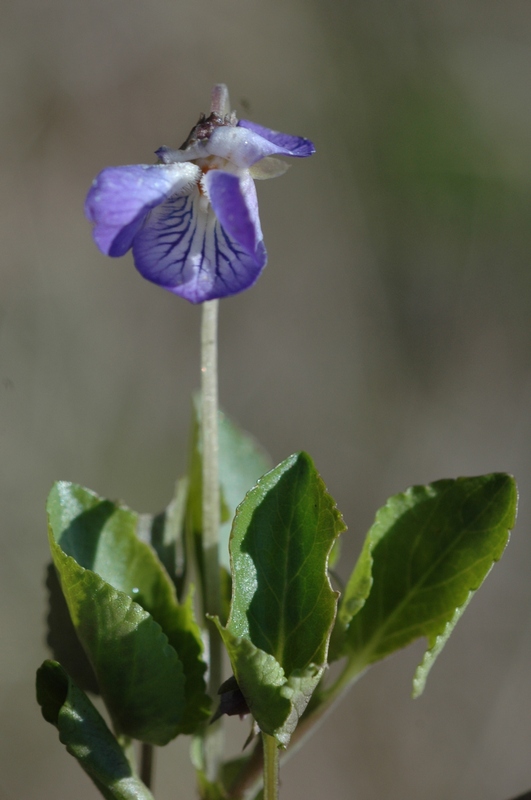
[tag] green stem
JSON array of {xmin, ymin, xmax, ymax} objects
[
  {"xmin": 226, "ymin": 663, "xmax": 367, "ymax": 799},
  {"xmin": 262, "ymin": 734, "xmax": 279, "ymax": 800},
  {"xmin": 140, "ymin": 743, "xmax": 154, "ymax": 789},
  {"xmin": 200, "ymin": 299, "xmax": 223, "ymax": 782},
  {"xmin": 117, "ymin": 735, "xmax": 136, "ymax": 773}
]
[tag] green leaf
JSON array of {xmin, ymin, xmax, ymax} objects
[
  {"xmin": 137, "ymin": 477, "xmax": 188, "ymax": 598},
  {"xmin": 186, "ymin": 403, "xmax": 271, "ymax": 573},
  {"xmin": 215, "ymin": 452, "xmax": 345, "ymax": 746},
  {"xmin": 45, "ymin": 562, "xmax": 99, "ymax": 695},
  {"xmin": 217, "ymin": 412, "xmax": 272, "ymax": 571},
  {"xmin": 339, "ymin": 474, "xmax": 517, "ymax": 696},
  {"xmin": 47, "ymin": 482, "xmax": 210, "ymax": 743},
  {"xmin": 36, "ymin": 660, "xmax": 155, "ymax": 800},
  {"xmin": 48, "ymin": 547, "xmax": 184, "ymax": 745}
]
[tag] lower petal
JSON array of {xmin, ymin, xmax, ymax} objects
[
  {"xmin": 132, "ymin": 189, "xmax": 267, "ymax": 304},
  {"xmin": 85, "ymin": 162, "xmax": 200, "ymax": 257},
  {"xmin": 204, "ymin": 170, "xmax": 263, "ymax": 258}
]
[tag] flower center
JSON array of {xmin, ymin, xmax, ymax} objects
[{"xmin": 195, "ymin": 155, "xmax": 229, "ymax": 202}]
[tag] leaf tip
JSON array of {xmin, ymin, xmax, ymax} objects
[{"xmin": 36, "ymin": 660, "xmax": 68, "ymax": 726}]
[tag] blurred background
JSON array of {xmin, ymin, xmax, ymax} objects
[{"xmin": 2, "ymin": 0, "xmax": 531, "ymax": 797}]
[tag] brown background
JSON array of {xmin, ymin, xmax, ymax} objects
[{"xmin": 2, "ymin": 0, "xmax": 531, "ymax": 798}]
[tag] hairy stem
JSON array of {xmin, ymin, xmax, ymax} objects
[
  {"xmin": 262, "ymin": 734, "xmax": 279, "ymax": 800},
  {"xmin": 201, "ymin": 298, "xmax": 223, "ymax": 781}
]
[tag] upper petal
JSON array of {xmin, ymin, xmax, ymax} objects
[
  {"xmin": 205, "ymin": 126, "xmax": 314, "ymax": 168},
  {"xmin": 237, "ymin": 120, "xmax": 315, "ymax": 158},
  {"xmin": 132, "ymin": 188, "xmax": 267, "ymax": 304},
  {"xmin": 85, "ymin": 162, "xmax": 200, "ymax": 257},
  {"xmin": 157, "ymin": 123, "xmax": 315, "ymax": 169}
]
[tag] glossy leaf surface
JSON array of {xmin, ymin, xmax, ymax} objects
[
  {"xmin": 36, "ymin": 660, "xmax": 154, "ymax": 800},
  {"xmin": 215, "ymin": 452, "xmax": 345, "ymax": 745},
  {"xmin": 47, "ymin": 482, "xmax": 209, "ymax": 743},
  {"xmin": 337, "ymin": 474, "xmax": 517, "ymax": 695}
]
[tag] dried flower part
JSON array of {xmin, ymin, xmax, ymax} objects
[{"xmin": 210, "ymin": 675, "xmax": 250, "ymax": 724}]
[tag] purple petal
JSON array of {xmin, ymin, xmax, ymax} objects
[
  {"xmin": 132, "ymin": 187, "xmax": 267, "ymax": 304},
  {"xmin": 155, "ymin": 145, "xmax": 192, "ymax": 165},
  {"xmin": 238, "ymin": 119, "xmax": 315, "ymax": 158},
  {"xmin": 160, "ymin": 124, "xmax": 314, "ymax": 169},
  {"xmin": 204, "ymin": 170, "xmax": 262, "ymax": 257},
  {"xmin": 204, "ymin": 126, "xmax": 310, "ymax": 168},
  {"xmin": 155, "ymin": 128, "xmax": 272, "ymax": 167},
  {"xmin": 154, "ymin": 123, "xmax": 315, "ymax": 168},
  {"xmin": 85, "ymin": 163, "xmax": 200, "ymax": 257}
]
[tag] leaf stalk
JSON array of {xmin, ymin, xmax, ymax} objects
[
  {"xmin": 140, "ymin": 743, "xmax": 154, "ymax": 790},
  {"xmin": 262, "ymin": 734, "xmax": 279, "ymax": 800}
]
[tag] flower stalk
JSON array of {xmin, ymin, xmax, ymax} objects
[
  {"xmin": 200, "ymin": 298, "xmax": 223, "ymax": 781},
  {"xmin": 201, "ymin": 298, "xmax": 221, "ymax": 619}
]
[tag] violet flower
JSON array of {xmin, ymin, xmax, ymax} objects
[{"xmin": 85, "ymin": 85, "xmax": 315, "ymax": 303}]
